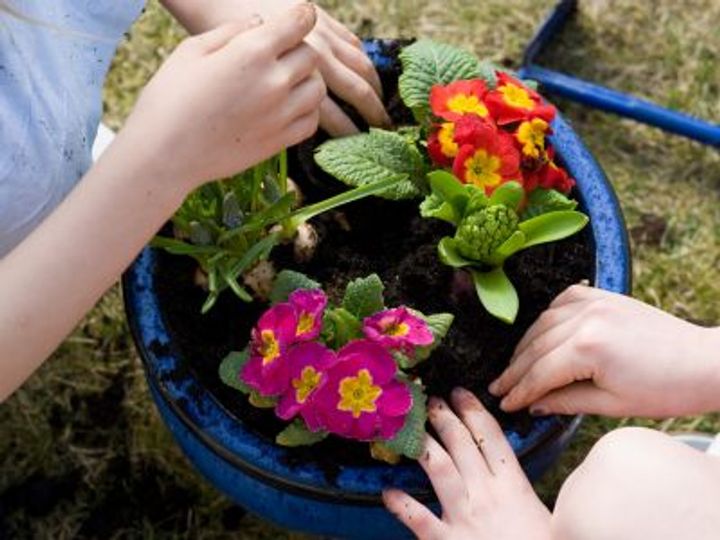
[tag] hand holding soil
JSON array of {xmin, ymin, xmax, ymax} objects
[{"xmin": 491, "ymin": 285, "xmax": 720, "ymax": 418}]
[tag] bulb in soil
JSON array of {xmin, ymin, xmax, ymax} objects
[
  {"xmin": 294, "ymin": 223, "xmax": 319, "ymax": 263},
  {"xmin": 286, "ymin": 177, "xmax": 303, "ymax": 208},
  {"xmin": 193, "ymin": 267, "xmax": 209, "ymax": 290},
  {"xmin": 243, "ymin": 260, "xmax": 276, "ymax": 301}
]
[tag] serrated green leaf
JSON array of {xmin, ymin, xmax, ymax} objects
[
  {"xmin": 398, "ymin": 39, "xmax": 483, "ymax": 122},
  {"xmin": 314, "ymin": 129, "xmax": 426, "ymax": 200},
  {"xmin": 269, "ymin": 270, "xmax": 321, "ymax": 304},
  {"xmin": 522, "ymin": 188, "xmax": 578, "ymax": 220},
  {"xmin": 422, "ymin": 313, "xmax": 455, "ymax": 343},
  {"xmin": 324, "ymin": 308, "xmax": 363, "ymax": 349},
  {"xmin": 276, "ymin": 420, "xmax": 328, "ymax": 447},
  {"xmin": 383, "ymin": 383, "xmax": 428, "ymax": 459},
  {"xmin": 219, "ymin": 349, "xmax": 251, "ymax": 393},
  {"xmin": 471, "ymin": 268, "xmax": 519, "ymax": 324},
  {"xmin": 518, "ymin": 210, "xmax": 589, "ymax": 249},
  {"xmin": 405, "ymin": 311, "xmax": 455, "ymax": 367},
  {"xmin": 342, "ymin": 274, "xmax": 385, "ymax": 319},
  {"xmin": 438, "ymin": 237, "xmax": 475, "ymax": 268},
  {"xmin": 489, "ymin": 181, "xmax": 524, "ymax": 211}
]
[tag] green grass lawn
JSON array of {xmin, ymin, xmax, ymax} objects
[{"xmin": 2, "ymin": 1, "xmax": 719, "ymax": 537}]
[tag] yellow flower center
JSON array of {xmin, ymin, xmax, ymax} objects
[
  {"xmin": 438, "ymin": 123, "xmax": 459, "ymax": 158},
  {"xmin": 338, "ymin": 369, "xmax": 383, "ymax": 419},
  {"xmin": 447, "ymin": 94, "xmax": 488, "ymax": 117},
  {"xmin": 384, "ymin": 321, "xmax": 410, "ymax": 337},
  {"xmin": 500, "ymin": 83, "xmax": 534, "ymax": 110},
  {"xmin": 259, "ymin": 330, "xmax": 280, "ymax": 366},
  {"xmin": 463, "ymin": 149, "xmax": 503, "ymax": 189},
  {"xmin": 517, "ymin": 119, "xmax": 549, "ymax": 159},
  {"xmin": 292, "ymin": 366, "xmax": 322, "ymax": 404},
  {"xmin": 296, "ymin": 312, "xmax": 315, "ymax": 336}
]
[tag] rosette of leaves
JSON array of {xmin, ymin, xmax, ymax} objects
[
  {"xmin": 219, "ymin": 270, "xmax": 454, "ymax": 461},
  {"xmin": 153, "ymin": 152, "xmax": 405, "ymax": 313},
  {"xmin": 422, "ymin": 171, "xmax": 589, "ymax": 323}
]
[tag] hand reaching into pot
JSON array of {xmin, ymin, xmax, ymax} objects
[
  {"xmin": 489, "ymin": 285, "xmax": 720, "ymax": 418},
  {"xmin": 383, "ymin": 388, "xmax": 551, "ymax": 540},
  {"xmin": 161, "ymin": 0, "xmax": 391, "ymax": 137}
]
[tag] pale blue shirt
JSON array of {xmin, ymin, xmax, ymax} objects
[{"xmin": 0, "ymin": 0, "xmax": 145, "ymax": 256}]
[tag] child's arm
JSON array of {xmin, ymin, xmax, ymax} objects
[
  {"xmin": 160, "ymin": 0, "xmax": 390, "ymax": 137},
  {"xmin": 0, "ymin": 5, "xmax": 323, "ymax": 402},
  {"xmin": 489, "ymin": 285, "xmax": 720, "ymax": 418}
]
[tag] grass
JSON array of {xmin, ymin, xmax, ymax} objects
[{"xmin": 2, "ymin": 0, "xmax": 719, "ymax": 537}]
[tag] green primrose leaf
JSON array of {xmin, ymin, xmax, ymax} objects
[
  {"xmin": 488, "ymin": 181, "xmax": 524, "ymax": 211},
  {"xmin": 249, "ymin": 391, "xmax": 277, "ymax": 409},
  {"xmin": 518, "ymin": 210, "xmax": 589, "ymax": 249},
  {"xmin": 419, "ymin": 193, "xmax": 457, "ymax": 225},
  {"xmin": 471, "ymin": 268, "xmax": 519, "ymax": 324},
  {"xmin": 276, "ymin": 420, "xmax": 328, "ymax": 447},
  {"xmin": 324, "ymin": 308, "xmax": 363, "ymax": 349},
  {"xmin": 408, "ymin": 311, "xmax": 455, "ymax": 366},
  {"xmin": 342, "ymin": 274, "xmax": 385, "ymax": 319},
  {"xmin": 219, "ymin": 349, "xmax": 251, "ymax": 393},
  {"xmin": 270, "ymin": 270, "xmax": 321, "ymax": 304},
  {"xmin": 398, "ymin": 39, "xmax": 482, "ymax": 121},
  {"xmin": 428, "ymin": 170, "xmax": 469, "ymax": 220},
  {"xmin": 490, "ymin": 230, "xmax": 527, "ymax": 264},
  {"xmin": 383, "ymin": 382, "xmax": 428, "ymax": 459},
  {"xmin": 314, "ymin": 129, "xmax": 426, "ymax": 200},
  {"xmin": 438, "ymin": 237, "xmax": 476, "ymax": 268},
  {"xmin": 522, "ymin": 188, "xmax": 578, "ymax": 220}
]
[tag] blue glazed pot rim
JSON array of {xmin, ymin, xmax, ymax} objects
[{"xmin": 122, "ymin": 39, "xmax": 631, "ymax": 504}]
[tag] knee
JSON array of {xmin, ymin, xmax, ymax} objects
[{"xmin": 552, "ymin": 428, "xmax": 670, "ymax": 540}]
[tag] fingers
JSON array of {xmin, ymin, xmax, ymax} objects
[
  {"xmin": 237, "ymin": 3, "xmax": 318, "ymax": 58},
  {"xmin": 319, "ymin": 97, "xmax": 360, "ymax": 137},
  {"xmin": 278, "ymin": 42, "xmax": 321, "ymax": 88},
  {"xmin": 282, "ymin": 108, "xmax": 321, "ymax": 148},
  {"xmin": 499, "ymin": 344, "xmax": 594, "ymax": 412},
  {"xmin": 528, "ymin": 381, "xmax": 619, "ymax": 417},
  {"xmin": 184, "ymin": 17, "xmax": 264, "ymax": 55},
  {"xmin": 317, "ymin": 7, "xmax": 364, "ymax": 50},
  {"xmin": 550, "ymin": 283, "xmax": 606, "ymax": 309},
  {"xmin": 319, "ymin": 55, "xmax": 391, "ymax": 128},
  {"xmin": 490, "ymin": 315, "xmax": 580, "ymax": 397},
  {"xmin": 383, "ymin": 489, "xmax": 445, "ymax": 540},
  {"xmin": 418, "ymin": 435, "xmax": 468, "ymax": 514},
  {"xmin": 428, "ymin": 397, "xmax": 490, "ymax": 482},
  {"xmin": 332, "ymin": 38, "xmax": 383, "ymax": 98},
  {"xmin": 285, "ymin": 71, "xmax": 326, "ymax": 118},
  {"xmin": 450, "ymin": 388, "xmax": 520, "ymax": 477}
]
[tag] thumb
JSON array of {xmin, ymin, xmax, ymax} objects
[
  {"xmin": 238, "ymin": 2, "xmax": 317, "ymax": 57},
  {"xmin": 529, "ymin": 381, "xmax": 621, "ymax": 417}
]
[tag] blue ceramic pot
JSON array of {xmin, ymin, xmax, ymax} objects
[{"xmin": 122, "ymin": 40, "xmax": 630, "ymax": 539}]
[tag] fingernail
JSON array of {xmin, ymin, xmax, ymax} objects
[
  {"xmin": 488, "ymin": 380, "xmax": 501, "ymax": 395},
  {"xmin": 451, "ymin": 387, "xmax": 469, "ymax": 398},
  {"xmin": 530, "ymin": 405, "xmax": 548, "ymax": 417},
  {"xmin": 428, "ymin": 396, "xmax": 440, "ymax": 409}
]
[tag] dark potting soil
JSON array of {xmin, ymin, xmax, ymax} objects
[{"xmin": 150, "ymin": 39, "xmax": 595, "ymax": 477}]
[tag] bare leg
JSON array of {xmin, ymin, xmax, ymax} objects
[{"xmin": 552, "ymin": 427, "xmax": 720, "ymax": 540}]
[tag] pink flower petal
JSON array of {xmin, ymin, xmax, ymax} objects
[
  {"xmin": 289, "ymin": 289, "xmax": 328, "ymax": 341},
  {"xmin": 379, "ymin": 414, "xmax": 406, "ymax": 440},
  {"xmin": 337, "ymin": 340, "xmax": 396, "ymax": 385},
  {"xmin": 377, "ymin": 380, "xmax": 413, "ymax": 417}
]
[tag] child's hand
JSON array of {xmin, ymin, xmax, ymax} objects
[
  {"xmin": 122, "ymin": 4, "xmax": 325, "ymax": 198},
  {"xmin": 490, "ymin": 285, "xmax": 720, "ymax": 418},
  {"xmin": 383, "ymin": 389, "xmax": 551, "ymax": 540},
  {"xmin": 164, "ymin": 0, "xmax": 390, "ymax": 136}
]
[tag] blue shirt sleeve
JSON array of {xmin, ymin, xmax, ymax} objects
[{"xmin": 0, "ymin": 0, "xmax": 145, "ymax": 257}]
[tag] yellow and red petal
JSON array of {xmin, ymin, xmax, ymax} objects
[
  {"xmin": 515, "ymin": 118, "xmax": 551, "ymax": 160},
  {"xmin": 486, "ymin": 72, "xmax": 556, "ymax": 126},
  {"xmin": 427, "ymin": 123, "xmax": 458, "ymax": 166},
  {"xmin": 452, "ymin": 131, "xmax": 521, "ymax": 195},
  {"xmin": 430, "ymin": 79, "xmax": 489, "ymax": 121}
]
